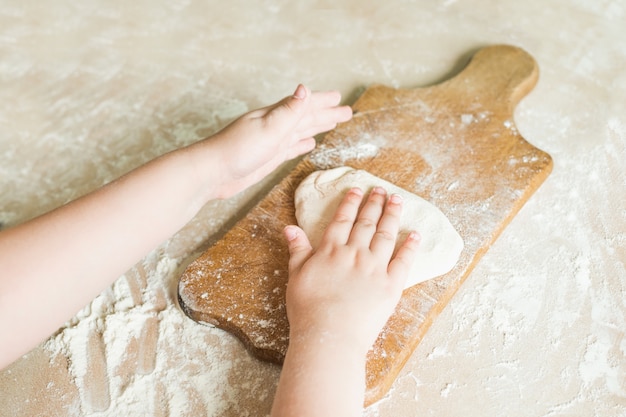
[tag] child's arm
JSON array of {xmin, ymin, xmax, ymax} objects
[
  {"xmin": 0, "ymin": 85, "xmax": 352, "ymax": 370},
  {"xmin": 271, "ymin": 187, "xmax": 421, "ymax": 417}
]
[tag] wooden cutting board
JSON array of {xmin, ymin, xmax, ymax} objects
[{"xmin": 178, "ymin": 44, "xmax": 553, "ymax": 405}]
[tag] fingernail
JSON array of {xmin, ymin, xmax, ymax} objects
[
  {"xmin": 408, "ymin": 231, "xmax": 421, "ymax": 242},
  {"xmin": 293, "ymin": 84, "xmax": 306, "ymax": 100},
  {"xmin": 349, "ymin": 187, "xmax": 363, "ymax": 196},
  {"xmin": 390, "ymin": 193, "xmax": 403, "ymax": 204},
  {"xmin": 284, "ymin": 226, "xmax": 299, "ymax": 241},
  {"xmin": 372, "ymin": 187, "xmax": 386, "ymax": 195}
]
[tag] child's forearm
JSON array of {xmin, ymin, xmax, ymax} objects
[
  {"xmin": 0, "ymin": 84, "xmax": 352, "ymax": 369},
  {"xmin": 0, "ymin": 144, "xmax": 217, "ymax": 369},
  {"xmin": 271, "ymin": 337, "xmax": 367, "ymax": 417}
]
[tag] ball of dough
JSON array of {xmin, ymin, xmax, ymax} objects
[{"xmin": 294, "ymin": 166, "xmax": 464, "ymax": 288}]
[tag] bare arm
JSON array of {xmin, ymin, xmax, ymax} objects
[
  {"xmin": 0, "ymin": 84, "xmax": 352, "ymax": 370},
  {"xmin": 271, "ymin": 187, "xmax": 421, "ymax": 417}
]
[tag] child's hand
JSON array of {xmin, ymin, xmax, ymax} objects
[
  {"xmin": 283, "ymin": 186, "xmax": 421, "ymax": 357},
  {"xmin": 196, "ymin": 84, "xmax": 353, "ymax": 199}
]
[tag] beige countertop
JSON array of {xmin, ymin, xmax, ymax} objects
[{"xmin": 1, "ymin": 1, "xmax": 624, "ymax": 416}]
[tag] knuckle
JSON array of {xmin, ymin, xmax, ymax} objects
[
  {"xmin": 355, "ymin": 218, "xmax": 377, "ymax": 229},
  {"xmin": 374, "ymin": 230, "xmax": 396, "ymax": 242},
  {"xmin": 333, "ymin": 214, "xmax": 354, "ymax": 224}
]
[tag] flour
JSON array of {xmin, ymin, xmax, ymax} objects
[
  {"xmin": 363, "ymin": 100, "xmax": 626, "ymax": 416},
  {"xmin": 308, "ymin": 132, "xmax": 384, "ymax": 168},
  {"xmin": 5, "ymin": 86, "xmax": 623, "ymax": 417},
  {"xmin": 2, "ymin": 2, "xmax": 626, "ymax": 416},
  {"xmin": 460, "ymin": 114, "xmax": 474, "ymax": 125},
  {"xmin": 43, "ymin": 251, "xmax": 239, "ymax": 416}
]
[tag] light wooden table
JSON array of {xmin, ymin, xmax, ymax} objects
[{"xmin": 1, "ymin": 2, "xmax": 624, "ymax": 416}]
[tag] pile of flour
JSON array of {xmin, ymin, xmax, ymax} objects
[{"xmin": 43, "ymin": 250, "xmax": 244, "ymax": 416}]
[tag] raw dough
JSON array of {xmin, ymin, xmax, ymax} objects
[{"xmin": 294, "ymin": 166, "xmax": 464, "ymax": 288}]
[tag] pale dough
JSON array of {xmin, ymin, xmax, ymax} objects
[{"xmin": 294, "ymin": 166, "xmax": 464, "ymax": 288}]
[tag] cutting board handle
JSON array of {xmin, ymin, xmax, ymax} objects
[
  {"xmin": 352, "ymin": 45, "xmax": 538, "ymax": 117},
  {"xmin": 444, "ymin": 44, "xmax": 539, "ymax": 112}
]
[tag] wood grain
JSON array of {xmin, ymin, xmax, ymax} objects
[{"xmin": 177, "ymin": 44, "xmax": 553, "ymax": 405}]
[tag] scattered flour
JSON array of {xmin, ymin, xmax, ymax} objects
[
  {"xmin": 42, "ymin": 251, "xmax": 242, "ymax": 416},
  {"xmin": 460, "ymin": 114, "xmax": 474, "ymax": 125},
  {"xmin": 1, "ymin": 2, "xmax": 625, "ymax": 416},
  {"xmin": 308, "ymin": 129, "xmax": 388, "ymax": 169}
]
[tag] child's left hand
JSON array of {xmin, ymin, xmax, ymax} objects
[{"xmin": 192, "ymin": 84, "xmax": 353, "ymax": 199}]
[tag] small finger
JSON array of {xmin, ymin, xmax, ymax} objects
[
  {"xmin": 370, "ymin": 193, "xmax": 403, "ymax": 258},
  {"xmin": 348, "ymin": 187, "xmax": 387, "ymax": 245},
  {"xmin": 321, "ymin": 187, "xmax": 364, "ymax": 246},
  {"xmin": 285, "ymin": 137, "xmax": 316, "ymax": 160},
  {"xmin": 297, "ymin": 123, "xmax": 338, "ymax": 140},
  {"xmin": 388, "ymin": 231, "xmax": 421, "ymax": 282}
]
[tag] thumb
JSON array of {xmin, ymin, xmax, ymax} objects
[
  {"xmin": 292, "ymin": 83, "xmax": 309, "ymax": 100},
  {"xmin": 268, "ymin": 84, "xmax": 310, "ymax": 126},
  {"xmin": 283, "ymin": 225, "xmax": 313, "ymax": 274}
]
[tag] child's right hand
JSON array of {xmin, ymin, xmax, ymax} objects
[{"xmin": 283, "ymin": 186, "xmax": 421, "ymax": 357}]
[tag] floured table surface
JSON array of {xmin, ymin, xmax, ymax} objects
[{"xmin": 178, "ymin": 44, "xmax": 553, "ymax": 404}]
